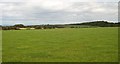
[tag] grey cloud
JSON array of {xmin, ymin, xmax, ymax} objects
[{"xmin": 1, "ymin": 1, "xmax": 118, "ymax": 25}]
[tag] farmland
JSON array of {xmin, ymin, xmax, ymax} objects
[
  {"xmin": 2, "ymin": 27, "xmax": 118, "ymax": 62},
  {"xmin": 0, "ymin": 30, "xmax": 1, "ymax": 62}
]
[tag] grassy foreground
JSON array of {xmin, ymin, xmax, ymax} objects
[
  {"xmin": 2, "ymin": 27, "xmax": 118, "ymax": 62},
  {"xmin": 0, "ymin": 31, "xmax": 2, "ymax": 62}
]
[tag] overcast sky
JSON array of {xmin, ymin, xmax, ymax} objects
[{"xmin": 0, "ymin": 0, "xmax": 119, "ymax": 25}]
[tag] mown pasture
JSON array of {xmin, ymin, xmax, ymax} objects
[{"xmin": 2, "ymin": 27, "xmax": 118, "ymax": 62}]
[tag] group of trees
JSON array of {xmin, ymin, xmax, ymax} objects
[
  {"xmin": 27, "ymin": 24, "xmax": 65, "ymax": 29},
  {"xmin": 2, "ymin": 26, "xmax": 19, "ymax": 30}
]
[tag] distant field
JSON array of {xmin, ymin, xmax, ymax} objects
[{"xmin": 2, "ymin": 27, "xmax": 118, "ymax": 62}]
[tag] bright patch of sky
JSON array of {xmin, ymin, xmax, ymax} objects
[{"xmin": 0, "ymin": 0, "xmax": 119, "ymax": 25}]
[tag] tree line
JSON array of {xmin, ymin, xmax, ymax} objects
[
  {"xmin": 1, "ymin": 21, "xmax": 119, "ymax": 30},
  {"xmin": 70, "ymin": 21, "xmax": 119, "ymax": 27},
  {"xmin": 2, "ymin": 24, "xmax": 65, "ymax": 30}
]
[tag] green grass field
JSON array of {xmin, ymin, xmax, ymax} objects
[
  {"xmin": 0, "ymin": 31, "xmax": 2, "ymax": 62},
  {"xmin": 2, "ymin": 27, "xmax": 118, "ymax": 62}
]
